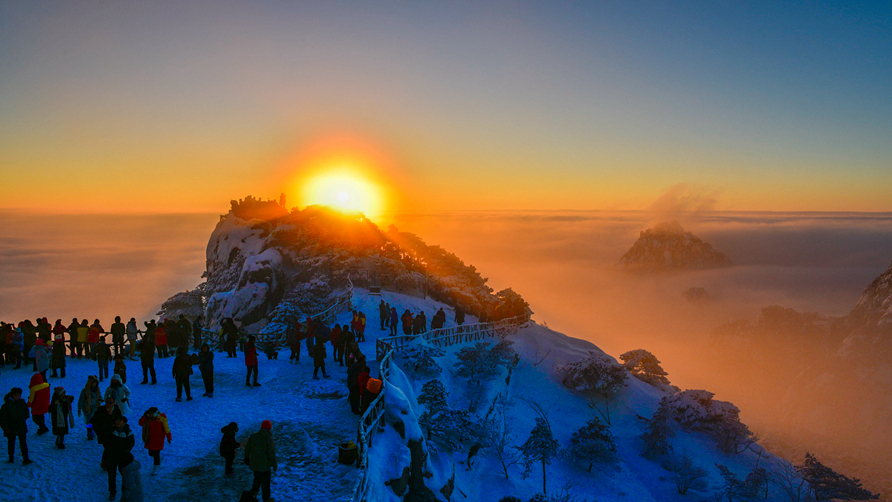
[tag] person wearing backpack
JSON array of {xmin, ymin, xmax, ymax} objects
[
  {"xmin": 244, "ymin": 420, "xmax": 277, "ymax": 502},
  {"xmin": 138, "ymin": 407, "xmax": 171, "ymax": 476}
]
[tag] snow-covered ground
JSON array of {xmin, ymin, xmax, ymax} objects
[
  {"xmin": 1, "ymin": 289, "xmax": 784, "ymax": 502},
  {"xmin": 0, "ymin": 290, "xmax": 467, "ymax": 502}
]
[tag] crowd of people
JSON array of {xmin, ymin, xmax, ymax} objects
[{"xmin": 0, "ymin": 301, "xmax": 461, "ymax": 502}]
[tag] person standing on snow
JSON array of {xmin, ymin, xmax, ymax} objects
[
  {"xmin": 244, "ymin": 420, "xmax": 277, "ymax": 502},
  {"xmin": 33, "ymin": 339, "xmax": 50, "ymax": 380},
  {"xmin": 78, "ymin": 375, "xmax": 102, "ymax": 440},
  {"xmin": 95, "ymin": 336, "xmax": 112, "ymax": 382},
  {"xmin": 139, "ymin": 328, "xmax": 157, "ymax": 385},
  {"xmin": 0, "ymin": 387, "xmax": 32, "ymax": 465},
  {"xmin": 192, "ymin": 316, "xmax": 203, "ymax": 351},
  {"xmin": 172, "ymin": 346, "xmax": 194, "ymax": 402},
  {"xmin": 105, "ymin": 416, "xmax": 135, "ymax": 501},
  {"xmin": 154, "ymin": 321, "xmax": 168, "ymax": 358},
  {"xmin": 51, "ymin": 319, "xmax": 67, "ymax": 355},
  {"xmin": 104, "ymin": 374, "xmax": 132, "ymax": 415},
  {"xmin": 125, "ymin": 318, "xmax": 139, "ymax": 360},
  {"xmin": 27, "ymin": 372, "xmax": 51, "ymax": 435},
  {"xmin": 138, "ymin": 407, "xmax": 171, "ymax": 476},
  {"xmin": 48, "ymin": 387, "xmax": 75, "ymax": 449},
  {"xmin": 389, "ymin": 307, "xmax": 398, "ymax": 336},
  {"xmin": 220, "ymin": 422, "xmax": 240, "ymax": 476},
  {"xmin": 245, "ymin": 335, "xmax": 259, "ymax": 387},
  {"xmin": 111, "ymin": 316, "xmax": 126, "ymax": 358},
  {"xmin": 198, "ymin": 343, "xmax": 214, "ymax": 397},
  {"xmin": 378, "ymin": 300, "xmax": 388, "ymax": 330},
  {"xmin": 312, "ymin": 335, "xmax": 328, "ymax": 379},
  {"xmin": 222, "ymin": 318, "xmax": 239, "ymax": 358}
]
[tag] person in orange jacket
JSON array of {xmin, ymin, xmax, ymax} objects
[
  {"xmin": 27, "ymin": 372, "xmax": 51, "ymax": 435},
  {"xmin": 138, "ymin": 407, "xmax": 172, "ymax": 476}
]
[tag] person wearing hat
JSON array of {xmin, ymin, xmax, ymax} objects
[
  {"xmin": 48, "ymin": 387, "xmax": 74, "ymax": 449},
  {"xmin": 33, "ymin": 339, "xmax": 50, "ymax": 380},
  {"xmin": 0, "ymin": 387, "xmax": 32, "ymax": 464},
  {"xmin": 244, "ymin": 420, "xmax": 277, "ymax": 502},
  {"xmin": 219, "ymin": 422, "xmax": 240, "ymax": 475}
]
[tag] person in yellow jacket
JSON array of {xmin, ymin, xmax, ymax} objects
[{"xmin": 76, "ymin": 320, "xmax": 89, "ymax": 359}]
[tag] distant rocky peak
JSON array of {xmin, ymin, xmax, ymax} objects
[
  {"xmin": 843, "ymin": 259, "xmax": 892, "ymax": 334},
  {"xmin": 619, "ymin": 221, "xmax": 729, "ymax": 273},
  {"xmin": 651, "ymin": 220, "xmax": 686, "ymax": 235}
]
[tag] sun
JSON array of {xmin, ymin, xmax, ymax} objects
[{"xmin": 300, "ymin": 169, "xmax": 383, "ymax": 219}]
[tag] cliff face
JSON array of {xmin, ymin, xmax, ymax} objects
[
  {"xmin": 842, "ymin": 260, "xmax": 892, "ymax": 337},
  {"xmin": 158, "ymin": 197, "xmax": 530, "ymax": 331},
  {"xmin": 618, "ymin": 221, "xmax": 730, "ymax": 273}
]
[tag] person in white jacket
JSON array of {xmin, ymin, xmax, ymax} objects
[{"xmin": 103, "ymin": 374, "xmax": 132, "ymax": 415}]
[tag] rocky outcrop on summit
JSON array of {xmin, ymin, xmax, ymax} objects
[
  {"xmin": 158, "ymin": 196, "xmax": 531, "ymax": 332},
  {"xmin": 619, "ymin": 221, "xmax": 729, "ymax": 273}
]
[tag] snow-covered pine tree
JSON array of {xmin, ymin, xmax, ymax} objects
[
  {"xmin": 663, "ymin": 452, "xmax": 708, "ymax": 495},
  {"xmin": 568, "ymin": 416, "xmax": 619, "ymax": 473},
  {"xmin": 640, "ymin": 397, "xmax": 675, "ymax": 459},
  {"xmin": 797, "ymin": 453, "xmax": 879, "ymax": 501},
  {"xmin": 517, "ymin": 417, "xmax": 562, "ymax": 496},
  {"xmin": 559, "ymin": 351, "xmax": 628, "ymax": 424},
  {"xmin": 418, "ymin": 379, "xmax": 448, "ymax": 414},
  {"xmin": 619, "ymin": 349, "xmax": 670, "ymax": 385},
  {"xmin": 401, "ymin": 344, "xmax": 444, "ymax": 376},
  {"xmin": 455, "ymin": 342, "xmax": 500, "ymax": 384},
  {"xmin": 417, "ymin": 379, "xmax": 480, "ymax": 450}
]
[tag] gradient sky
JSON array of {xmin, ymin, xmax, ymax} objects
[{"xmin": 1, "ymin": 2, "xmax": 890, "ymax": 214}]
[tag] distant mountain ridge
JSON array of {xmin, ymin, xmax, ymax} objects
[{"xmin": 619, "ymin": 221, "xmax": 730, "ymax": 272}]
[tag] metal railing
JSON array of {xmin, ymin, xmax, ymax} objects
[{"xmin": 349, "ymin": 313, "xmax": 529, "ymax": 502}]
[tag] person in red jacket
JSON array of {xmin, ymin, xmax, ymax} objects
[
  {"xmin": 27, "ymin": 373, "xmax": 51, "ymax": 435},
  {"xmin": 245, "ymin": 336, "xmax": 259, "ymax": 387},
  {"xmin": 138, "ymin": 407, "xmax": 172, "ymax": 475},
  {"xmin": 154, "ymin": 322, "xmax": 169, "ymax": 358},
  {"xmin": 51, "ymin": 320, "xmax": 67, "ymax": 354}
]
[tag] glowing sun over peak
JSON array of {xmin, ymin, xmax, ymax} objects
[{"xmin": 299, "ymin": 169, "xmax": 383, "ymax": 220}]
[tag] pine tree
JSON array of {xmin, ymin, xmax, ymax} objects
[
  {"xmin": 559, "ymin": 351, "xmax": 628, "ymax": 424},
  {"xmin": 797, "ymin": 453, "xmax": 879, "ymax": 501},
  {"xmin": 418, "ymin": 379, "xmax": 448, "ymax": 414},
  {"xmin": 619, "ymin": 349, "xmax": 670, "ymax": 385},
  {"xmin": 517, "ymin": 418, "xmax": 562, "ymax": 495},
  {"xmin": 568, "ymin": 416, "xmax": 619, "ymax": 473},
  {"xmin": 641, "ymin": 398, "xmax": 675, "ymax": 459}
]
